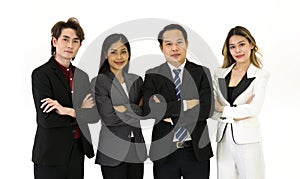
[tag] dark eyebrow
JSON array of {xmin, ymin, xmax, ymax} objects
[
  {"xmin": 229, "ymin": 40, "xmax": 246, "ymax": 46},
  {"xmin": 62, "ymin": 35, "xmax": 70, "ymax": 39},
  {"xmin": 109, "ymin": 47, "xmax": 127, "ymax": 51},
  {"xmin": 62, "ymin": 35, "xmax": 80, "ymax": 41}
]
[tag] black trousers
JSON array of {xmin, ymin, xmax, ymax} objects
[
  {"xmin": 153, "ymin": 147, "xmax": 210, "ymax": 179},
  {"xmin": 101, "ymin": 162, "xmax": 144, "ymax": 179},
  {"xmin": 101, "ymin": 137, "xmax": 144, "ymax": 179},
  {"xmin": 34, "ymin": 139, "xmax": 84, "ymax": 179}
]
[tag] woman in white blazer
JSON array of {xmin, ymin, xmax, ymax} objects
[{"xmin": 213, "ymin": 26, "xmax": 269, "ymax": 179}]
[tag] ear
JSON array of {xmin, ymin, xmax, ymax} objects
[
  {"xmin": 159, "ymin": 44, "xmax": 163, "ymax": 52},
  {"xmin": 250, "ymin": 42, "xmax": 254, "ymax": 49},
  {"xmin": 52, "ymin": 37, "xmax": 57, "ymax": 47},
  {"xmin": 186, "ymin": 40, "xmax": 189, "ymax": 49}
]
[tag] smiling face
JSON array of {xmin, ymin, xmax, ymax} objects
[
  {"xmin": 160, "ymin": 29, "xmax": 188, "ymax": 68},
  {"xmin": 107, "ymin": 40, "xmax": 129, "ymax": 74},
  {"xmin": 52, "ymin": 28, "xmax": 81, "ymax": 62},
  {"xmin": 228, "ymin": 35, "xmax": 253, "ymax": 64}
]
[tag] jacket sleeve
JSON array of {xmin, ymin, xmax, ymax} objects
[
  {"xmin": 180, "ymin": 66, "xmax": 213, "ymax": 125},
  {"xmin": 32, "ymin": 68, "xmax": 74, "ymax": 128},
  {"xmin": 142, "ymin": 73, "xmax": 181, "ymax": 121},
  {"xmin": 95, "ymin": 76, "xmax": 141, "ymax": 127},
  {"xmin": 222, "ymin": 70, "xmax": 269, "ymax": 118},
  {"xmin": 74, "ymin": 72, "xmax": 100, "ymax": 124}
]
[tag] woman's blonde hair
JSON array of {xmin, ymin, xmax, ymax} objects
[{"xmin": 221, "ymin": 26, "xmax": 262, "ymax": 68}]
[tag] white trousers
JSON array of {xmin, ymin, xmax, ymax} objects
[{"xmin": 217, "ymin": 124, "xmax": 265, "ymax": 179}]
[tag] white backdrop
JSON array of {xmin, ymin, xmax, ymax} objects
[{"xmin": 2, "ymin": 0, "xmax": 299, "ymax": 178}]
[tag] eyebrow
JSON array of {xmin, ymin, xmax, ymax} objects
[
  {"xmin": 229, "ymin": 40, "xmax": 246, "ymax": 46},
  {"xmin": 163, "ymin": 38, "xmax": 184, "ymax": 42},
  {"xmin": 109, "ymin": 47, "xmax": 127, "ymax": 51},
  {"xmin": 62, "ymin": 35, "xmax": 80, "ymax": 41}
]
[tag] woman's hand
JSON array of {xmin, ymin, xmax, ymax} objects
[
  {"xmin": 234, "ymin": 94, "xmax": 255, "ymax": 121},
  {"xmin": 215, "ymin": 100, "xmax": 224, "ymax": 112},
  {"xmin": 81, "ymin": 93, "xmax": 95, "ymax": 108}
]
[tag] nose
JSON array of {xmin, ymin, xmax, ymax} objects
[
  {"xmin": 171, "ymin": 44, "xmax": 179, "ymax": 51},
  {"xmin": 116, "ymin": 52, "xmax": 122, "ymax": 59},
  {"xmin": 235, "ymin": 46, "xmax": 241, "ymax": 53},
  {"xmin": 67, "ymin": 41, "xmax": 73, "ymax": 49}
]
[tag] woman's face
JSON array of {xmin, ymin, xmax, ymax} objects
[
  {"xmin": 228, "ymin": 35, "xmax": 253, "ymax": 64},
  {"xmin": 107, "ymin": 40, "xmax": 129, "ymax": 73}
]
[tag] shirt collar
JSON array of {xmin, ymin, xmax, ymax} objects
[{"xmin": 167, "ymin": 59, "xmax": 186, "ymax": 72}]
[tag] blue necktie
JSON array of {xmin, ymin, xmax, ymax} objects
[
  {"xmin": 173, "ymin": 69, "xmax": 188, "ymax": 142},
  {"xmin": 173, "ymin": 69, "xmax": 181, "ymax": 101}
]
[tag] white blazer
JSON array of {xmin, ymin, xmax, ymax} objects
[{"xmin": 212, "ymin": 63, "xmax": 269, "ymax": 144}]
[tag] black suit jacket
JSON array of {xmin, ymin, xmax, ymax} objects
[
  {"xmin": 142, "ymin": 60, "xmax": 214, "ymax": 163},
  {"xmin": 31, "ymin": 57, "xmax": 98, "ymax": 165},
  {"xmin": 94, "ymin": 71, "xmax": 147, "ymax": 166}
]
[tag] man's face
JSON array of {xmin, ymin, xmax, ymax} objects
[
  {"xmin": 52, "ymin": 28, "xmax": 81, "ymax": 61},
  {"xmin": 160, "ymin": 29, "xmax": 188, "ymax": 67}
]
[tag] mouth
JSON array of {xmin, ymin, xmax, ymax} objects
[
  {"xmin": 235, "ymin": 54, "xmax": 244, "ymax": 59},
  {"xmin": 114, "ymin": 61, "xmax": 126, "ymax": 65},
  {"xmin": 171, "ymin": 53, "xmax": 181, "ymax": 58},
  {"xmin": 65, "ymin": 50, "xmax": 73, "ymax": 54}
]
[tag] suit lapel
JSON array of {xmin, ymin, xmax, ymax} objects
[
  {"xmin": 231, "ymin": 72, "xmax": 255, "ymax": 102},
  {"xmin": 161, "ymin": 63, "xmax": 178, "ymax": 101},
  {"xmin": 218, "ymin": 63, "xmax": 256, "ymax": 103},
  {"xmin": 124, "ymin": 73, "xmax": 140, "ymax": 102},
  {"xmin": 106, "ymin": 71, "xmax": 129, "ymax": 103},
  {"xmin": 181, "ymin": 61, "xmax": 194, "ymax": 99},
  {"xmin": 49, "ymin": 57, "xmax": 72, "ymax": 99}
]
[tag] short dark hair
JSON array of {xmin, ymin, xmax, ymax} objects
[
  {"xmin": 51, "ymin": 17, "xmax": 85, "ymax": 56},
  {"xmin": 98, "ymin": 33, "xmax": 131, "ymax": 75},
  {"xmin": 157, "ymin": 24, "xmax": 188, "ymax": 46}
]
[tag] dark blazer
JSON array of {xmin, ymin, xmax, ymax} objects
[
  {"xmin": 94, "ymin": 71, "xmax": 147, "ymax": 166},
  {"xmin": 31, "ymin": 57, "xmax": 98, "ymax": 165},
  {"xmin": 142, "ymin": 60, "xmax": 214, "ymax": 163}
]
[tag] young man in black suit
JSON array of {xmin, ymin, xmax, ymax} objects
[
  {"xmin": 142, "ymin": 24, "xmax": 214, "ymax": 179},
  {"xmin": 31, "ymin": 17, "xmax": 98, "ymax": 179}
]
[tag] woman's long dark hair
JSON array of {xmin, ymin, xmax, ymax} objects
[{"xmin": 98, "ymin": 33, "xmax": 131, "ymax": 75}]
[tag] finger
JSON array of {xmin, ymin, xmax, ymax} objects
[
  {"xmin": 46, "ymin": 106, "xmax": 56, "ymax": 113},
  {"xmin": 43, "ymin": 103, "xmax": 52, "ymax": 113},
  {"xmin": 40, "ymin": 98, "xmax": 50, "ymax": 102},
  {"xmin": 153, "ymin": 95, "xmax": 160, "ymax": 103},
  {"xmin": 43, "ymin": 102, "xmax": 55, "ymax": 113},
  {"xmin": 84, "ymin": 93, "xmax": 92, "ymax": 101},
  {"xmin": 89, "ymin": 103, "xmax": 95, "ymax": 108},
  {"xmin": 40, "ymin": 101, "xmax": 48, "ymax": 109}
]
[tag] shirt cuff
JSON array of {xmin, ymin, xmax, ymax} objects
[{"xmin": 183, "ymin": 100, "xmax": 187, "ymax": 111}]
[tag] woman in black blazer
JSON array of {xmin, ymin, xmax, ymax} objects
[{"xmin": 94, "ymin": 33, "xmax": 147, "ymax": 179}]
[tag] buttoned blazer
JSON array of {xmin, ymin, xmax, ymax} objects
[
  {"xmin": 31, "ymin": 57, "xmax": 98, "ymax": 165},
  {"xmin": 213, "ymin": 63, "xmax": 269, "ymax": 144},
  {"xmin": 94, "ymin": 71, "xmax": 147, "ymax": 166},
  {"xmin": 142, "ymin": 60, "xmax": 214, "ymax": 163}
]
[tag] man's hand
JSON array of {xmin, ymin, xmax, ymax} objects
[
  {"xmin": 186, "ymin": 99, "xmax": 199, "ymax": 110},
  {"xmin": 113, "ymin": 105, "xmax": 127, "ymax": 113},
  {"xmin": 40, "ymin": 98, "xmax": 75, "ymax": 117}
]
